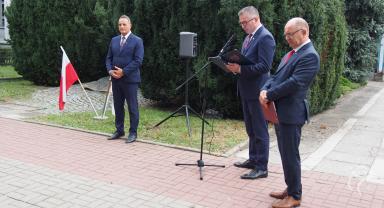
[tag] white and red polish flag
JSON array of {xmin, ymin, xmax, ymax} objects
[{"xmin": 59, "ymin": 46, "xmax": 79, "ymax": 110}]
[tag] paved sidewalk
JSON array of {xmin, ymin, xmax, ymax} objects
[
  {"xmin": 1, "ymin": 118, "xmax": 384, "ymax": 208},
  {"xmin": 237, "ymin": 81, "xmax": 384, "ymax": 185},
  {"xmin": 302, "ymin": 85, "xmax": 384, "ymax": 184},
  {"xmin": 1, "ymin": 81, "xmax": 384, "ymax": 207}
]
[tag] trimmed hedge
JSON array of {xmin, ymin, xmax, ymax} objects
[
  {"xmin": 134, "ymin": 0, "xmax": 348, "ymax": 116},
  {"xmin": 5, "ymin": 0, "xmax": 116, "ymax": 85},
  {"xmin": 6, "ymin": 0, "xmax": 348, "ymax": 117}
]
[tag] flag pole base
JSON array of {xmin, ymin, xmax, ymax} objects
[{"xmin": 93, "ymin": 116, "xmax": 108, "ymax": 120}]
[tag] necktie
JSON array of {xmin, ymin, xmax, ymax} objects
[
  {"xmin": 243, "ymin": 34, "xmax": 253, "ymax": 49},
  {"xmin": 285, "ymin": 50, "xmax": 295, "ymax": 63},
  {"xmin": 120, "ymin": 36, "xmax": 126, "ymax": 50}
]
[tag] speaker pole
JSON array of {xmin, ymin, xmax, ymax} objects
[{"xmin": 152, "ymin": 32, "xmax": 209, "ymax": 137}]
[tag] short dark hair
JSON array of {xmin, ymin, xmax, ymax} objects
[{"xmin": 238, "ymin": 6, "xmax": 259, "ymax": 19}]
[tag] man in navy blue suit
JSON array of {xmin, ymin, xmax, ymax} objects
[
  {"xmin": 226, "ymin": 6, "xmax": 276, "ymax": 180},
  {"xmin": 260, "ymin": 17, "xmax": 320, "ymax": 208},
  {"xmin": 106, "ymin": 15, "xmax": 144, "ymax": 143}
]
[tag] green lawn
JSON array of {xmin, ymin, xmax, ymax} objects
[
  {"xmin": 0, "ymin": 66, "xmax": 38, "ymax": 101},
  {"xmin": 0, "ymin": 65, "xmax": 21, "ymax": 78},
  {"xmin": 0, "ymin": 79, "xmax": 37, "ymax": 102},
  {"xmin": 33, "ymin": 108, "xmax": 248, "ymax": 154},
  {"xmin": 0, "ymin": 65, "xmax": 247, "ymax": 154}
]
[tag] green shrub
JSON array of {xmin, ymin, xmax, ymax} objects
[
  {"xmin": 344, "ymin": 0, "xmax": 384, "ymax": 83},
  {"xmin": 5, "ymin": 0, "xmax": 117, "ymax": 86},
  {"xmin": 136, "ymin": 0, "xmax": 347, "ymax": 117},
  {"xmin": 6, "ymin": 0, "xmax": 348, "ymax": 117}
]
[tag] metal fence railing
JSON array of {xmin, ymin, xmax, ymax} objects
[{"xmin": 0, "ymin": 47, "xmax": 13, "ymax": 65}]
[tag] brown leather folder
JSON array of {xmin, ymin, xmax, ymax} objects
[{"xmin": 262, "ymin": 102, "xmax": 279, "ymax": 124}]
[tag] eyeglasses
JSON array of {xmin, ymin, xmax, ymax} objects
[
  {"xmin": 284, "ymin": 29, "xmax": 303, "ymax": 38},
  {"xmin": 239, "ymin": 18, "xmax": 255, "ymax": 26}
]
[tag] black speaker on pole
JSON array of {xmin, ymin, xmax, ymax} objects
[
  {"xmin": 179, "ymin": 32, "xmax": 197, "ymax": 58},
  {"xmin": 153, "ymin": 31, "xmax": 208, "ymax": 137}
]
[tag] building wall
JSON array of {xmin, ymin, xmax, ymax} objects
[{"xmin": 0, "ymin": 0, "xmax": 10, "ymax": 44}]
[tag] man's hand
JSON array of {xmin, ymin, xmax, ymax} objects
[
  {"xmin": 226, "ymin": 63, "xmax": 241, "ymax": 74},
  {"xmin": 110, "ymin": 66, "xmax": 124, "ymax": 79},
  {"xmin": 259, "ymin": 90, "xmax": 269, "ymax": 108}
]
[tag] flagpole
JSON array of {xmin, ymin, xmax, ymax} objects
[
  {"xmin": 94, "ymin": 76, "xmax": 113, "ymax": 120},
  {"xmin": 103, "ymin": 77, "xmax": 113, "ymax": 118},
  {"xmin": 77, "ymin": 79, "xmax": 100, "ymax": 117}
]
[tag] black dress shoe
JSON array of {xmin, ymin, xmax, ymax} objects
[
  {"xmin": 108, "ymin": 131, "xmax": 124, "ymax": 140},
  {"xmin": 240, "ymin": 169, "xmax": 268, "ymax": 179},
  {"xmin": 126, "ymin": 133, "xmax": 137, "ymax": 143},
  {"xmin": 234, "ymin": 159, "xmax": 256, "ymax": 169}
]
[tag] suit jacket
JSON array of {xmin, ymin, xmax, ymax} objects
[
  {"xmin": 261, "ymin": 42, "xmax": 320, "ymax": 124},
  {"xmin": 106, "ymin": 33, "xmax": 144, "ymax": 83},
  {"xmin": 238, "ymin": 26, "xmax": 276, "ymax": 100}
]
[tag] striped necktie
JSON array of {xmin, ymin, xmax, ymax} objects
[
  {"xmin": 243, "ymin": 34, "xmax": 253, "ymax": 49},
  {"xmin": 120, "ymin": 36, "xmax": 126, "ymax": 50}
]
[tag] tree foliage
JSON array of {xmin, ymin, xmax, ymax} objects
[
  {"xmin": 344, "ymin": 0, "xmax": 384, "ymax": 83},
  {"xmin": 134, "ymin": 0, "xmax": 347, "ymax": 116},
  {"xmin": 6, "ymin": 0, "xmax": 348, "ymax": 117},
  {"xmin": 133, "ymin": 0, "xmax": 222, "ymax": 102},
  {"xmin": 5, "ymin": 0, "xmax": 115, "ymax": 85}
]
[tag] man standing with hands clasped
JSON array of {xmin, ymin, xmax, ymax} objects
[
  {"xmin": 260, "ymin": 17, "xmax": 320, "ymax": 208},
  {"xmin": 226, "ymin": 6, "xmax": 276, "ymax": 180},
  {"xmin": 106, "ymin": 15, "xmax": 144, "ymax": 143}
]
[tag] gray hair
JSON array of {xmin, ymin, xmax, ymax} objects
[
  {"xmin": 238, "ymin": 6, "xmax": 259, "ymax": 19},
  {"xmin": 119, "ymin": 15, "xmax": 131, "ymax": 23},
  {"xmin": 287, "ymin": 17, "xmax": 309, "ymax": 31}
]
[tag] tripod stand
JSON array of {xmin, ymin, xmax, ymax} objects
[
  {"xmin": 175, "ymin": 60, "xmax": 225, "ymax": 180},
  {"xmin": 153, "ymin": 58, "xmax": 209, "ymax": 137}
]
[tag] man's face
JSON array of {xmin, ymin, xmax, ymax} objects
[
  {"xmin": 118, "ymin": 18, "xmax": 131, "ymax": 36},
  {"xmin": 284, "ymin": 24, "xmax": 306, "ymax": 49},
  {"xmin": 239, "ymin": 14, "xmax": 257, "ymax": 34}
]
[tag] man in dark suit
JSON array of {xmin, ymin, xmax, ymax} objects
[
  {"xmin": 226, "ymin": 6, "xmax": 276, "ymax": 179},
  {"xmin": 260, "ymin": 17, "xmax": 320, "ymax": 208},
  {"xmin": 106, "ymin": 15, "xmax": 144, "ymax": 143}
]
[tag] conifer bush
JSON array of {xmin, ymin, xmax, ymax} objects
[{"xmin": 6, "ymin": 0, "xmax": 348, "ymax": 117}]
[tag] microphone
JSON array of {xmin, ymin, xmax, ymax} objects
[{"xmin": 219, "ymin": 33, "xmax": 236, "ymax": 56}]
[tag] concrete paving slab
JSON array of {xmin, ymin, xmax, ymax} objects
[
  {"xmin": 352, "ymin": 119, "xmax": 384, "ymax": 133},
  {"xmin": 336, "ymin": 130, "xmax": 382, "ymax": 147},
  {"xmin": 314, "ymin": 159, "xmax": 370, "ymax": 177},
  {"xmin": 325, "ymin": 151, "xmax": 374, "ymax": 166},
  {"xmin": 367, "ymin": 158, "xmax": 384, "ymax": 184},
  {"xmin": 334, "ymin": 139, "xmax": 380, "ymax": 158},
  {"xmin": 366, "ymin": 138, "xmax": 384, "ymax": 184},
  {"xmin": 302, "ymin": 118, "xmax": 356, "ymax": 170}
]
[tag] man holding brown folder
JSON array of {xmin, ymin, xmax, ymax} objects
[
  {"xmin": 226, "ymin": 6, "xmax": 276, "ymax": 180},
  {"xmin": 260, "ymin": 17, "xmax": 320, "ymax": 208}
]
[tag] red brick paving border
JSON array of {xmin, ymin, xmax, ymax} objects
[{"xmin": 1, "ymin": 118, "xmax": 383, "ymax": 208}]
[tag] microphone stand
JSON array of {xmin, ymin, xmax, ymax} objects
[
  {"xmin": 218, "ymin": 33, "xmax": 236, "ymax": 57},
  {"xmin": 175, "ymin": 59, "xmax": 225, "ymax": 180},
  {"xmin": 173, "ymin": 34, "xmax": 236, "ymax": 179}
]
